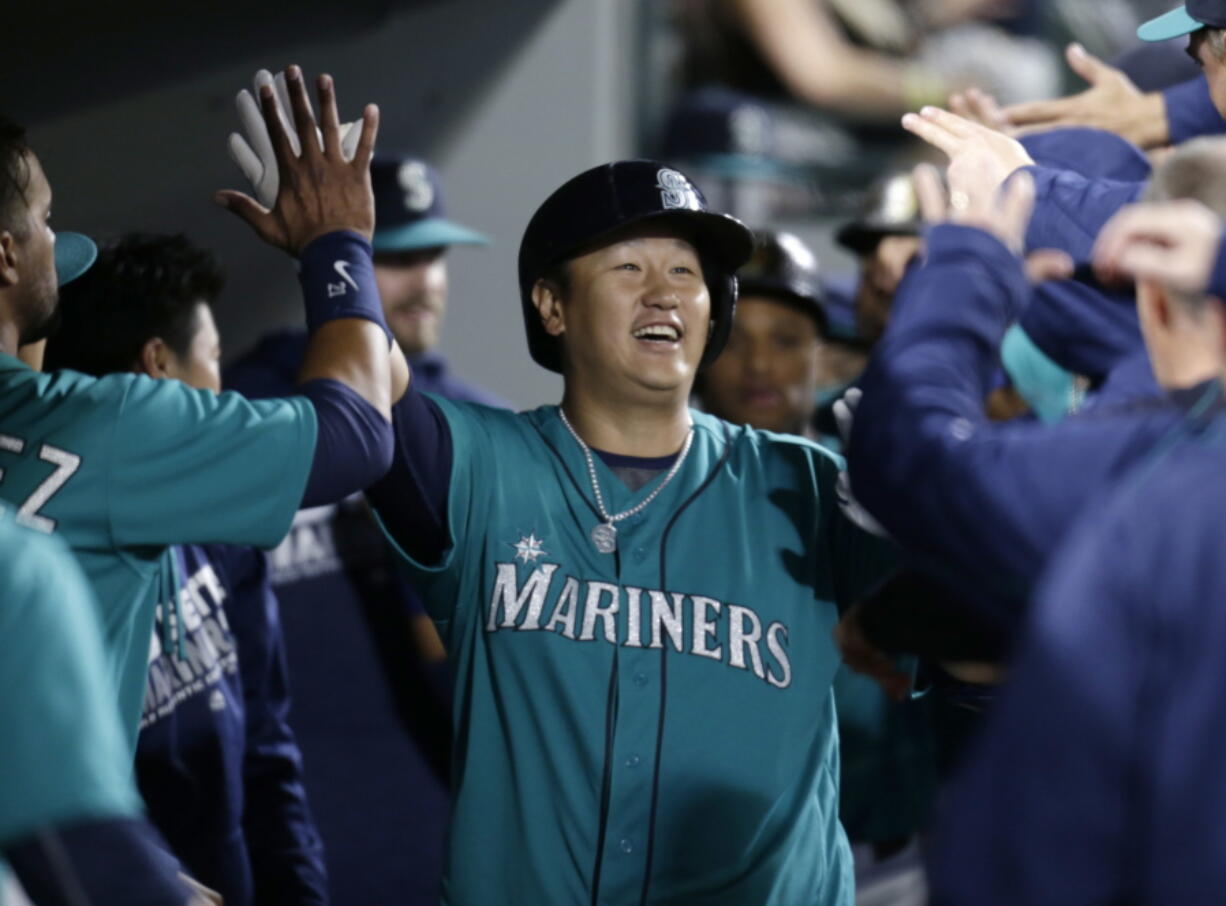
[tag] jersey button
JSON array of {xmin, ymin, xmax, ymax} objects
[
  {"xmin": 633, "ymin": 671, "xmax": 649, "ymax": 687},
  {"xmin": 625, "ymin": 753, "xmax": 641, "ymax": 768},
  {"xmin": 632, "ymin": 546, "xmax": 647, "ymax": 563},
  {"xmin": 619, "ymin": 838, "xmax": 635, "ymax": 854}
]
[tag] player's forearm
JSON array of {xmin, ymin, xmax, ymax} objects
[
  {"xmin": 849, "ymin": 226, "xmax": 1028, "ymax": 531},
  {"xmin": 296, "ymin": 231, "xmax": 393, "ymax": 420},
  {"xmin": 4, "ymin": 818, "xmax": 192, "ymax": 906},
  {"xmin": 367, "ymin": 388, "xmax": 453, "ymax": 565},
  {"xmin": 298, "ymin": 379, "xmax": 393, "ymax": 507},
  {"xmin": 1022, "ymin": 167, "xmax": 1145, "ymax": 260}
]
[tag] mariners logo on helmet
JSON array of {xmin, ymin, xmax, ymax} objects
[
  {"xmin": 397, "ymin": 161, "xmax": 435, "ymax": 213},
  {"xmin": 656, "ymin": 168, "xmax": 702, "ymax": 211},
  {"xmin": 518, "ymin": 160, "xmax": 754, "ymax": 373}
]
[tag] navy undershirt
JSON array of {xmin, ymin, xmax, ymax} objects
[
  {"xmin": 598, "ymin": 450, "xmax": 673, "ymax": 493},
  {"xmin": 367, "ymin": 386, "xmax": 678, "ymax": 564},
  {"xmin": 298, "ymin": 378, "xmax": 394, "ymax": 508}
]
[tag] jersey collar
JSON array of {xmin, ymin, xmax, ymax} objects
[
  {"xmin": 0, "ymin": 351, "xmax": 33, "ymax": 374},
  {"xmin": 530, "ymin": 404, "xmax": 733, "ymax": 519}
]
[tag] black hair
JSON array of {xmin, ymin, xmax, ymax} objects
[
  {"xmin": 0, "ymin": 115, "xmax": 32, "ymax": 238},
  {"xmin": 45, "ymin": 233, "xmax": 224, "ymax": 376}
]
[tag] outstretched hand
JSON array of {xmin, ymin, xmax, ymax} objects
[
  {"xmin": 1002, "ymin": 43, "xmax": 1168, "ymax": 149},
  {"xmin": 948, "ymin": 86, "xmax": 1015, "ymax": 135},
  {"xmin": 910, "ymin": 154, "xmax": 1034, "ymax": 255},
  {"xmin": 216, "ymin": 66, "xmax": 378, "ymax": 256},
  {"xmin": 902, "ymin": 105, "xmax": 1035, "ymax": 224},
  {"xmin": 1093, "ymin": 199, "xmax": 1224, "ymax": 293}
]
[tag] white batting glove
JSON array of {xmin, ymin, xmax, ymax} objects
[
  {"xmin": 831, "ymin": 387, "xmax": 890, "ymax": 538},
  {"xmin": 227, "ymin": 68, "xmax": 364, "ymax": 209}
]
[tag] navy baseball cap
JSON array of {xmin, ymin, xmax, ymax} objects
[
  {"xmin": 1139, "ymin": 1, "xmax": 1226, "ymax": 42},
  {"xmin": 370, "ymin": 155, "xmax": 488, "ymax": 253},
  {"xmin": 55, "ymin": 232, "xmax": 96, "ymax": 286}
]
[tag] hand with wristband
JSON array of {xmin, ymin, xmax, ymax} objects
[{"xmin": 218, "ymin": 65, "xmax": 408, "ymax": 412}]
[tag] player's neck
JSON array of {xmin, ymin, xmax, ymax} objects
[
  {"xmin": 560, "ymin": 386, "xmax": 691, "ymax": 458},
  {"xmin": 0, "ymin": 321, "xmax": 21, "ymax": 361}
]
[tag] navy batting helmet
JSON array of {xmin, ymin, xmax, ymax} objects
[
  {"xmin": 518, "ymin": 160, "xmax": 754, "ymax": 373},
  {"xmin": 835, "ymin": 171, "xmax": 922, "ymax": 256},
  {"xmin": 737, "ymin": 230, "xmax": 827, "ymax": 334}
]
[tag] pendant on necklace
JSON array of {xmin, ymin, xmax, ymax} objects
[{"xmin": 590, "ymin": 522, "xmax": 618, "ymax": 554}]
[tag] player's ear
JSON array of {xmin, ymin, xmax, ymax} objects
[
  {"xmin": 0, "ymin": 231, "xmax": 19, "ymax": 288},
  {"xmin": 532, "ymin": 278, "xmax": 566, "ymax": 338},
  {"xmin": 137, "ymin": 337, "xmax": 174, "ymax": 381}
]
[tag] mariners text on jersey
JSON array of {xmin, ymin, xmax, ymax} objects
[{"xmin": 488, "ymin": 560, "xmax": 792, "ymax": 688}]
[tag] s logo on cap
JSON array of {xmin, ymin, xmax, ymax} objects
[
  {"xmin": 398, "ymin": 161, "xmax": 435, "ymax": 213},
  {"xmin": 656, "ymin": 168, "xmax": 700, "ymax": 211}
]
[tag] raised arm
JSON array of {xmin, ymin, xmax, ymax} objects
[
  {"xmin": 217, "ymin": 66, "xmax": 399, "ymax": 508},
  {"xmin": 217, "ymin": 66, "xmax": 393, "ymax": 419}
]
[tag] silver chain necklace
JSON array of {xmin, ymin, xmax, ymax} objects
[{"xmin": 558, "ymin": 407, "xmax": 695, "ymax": 554}]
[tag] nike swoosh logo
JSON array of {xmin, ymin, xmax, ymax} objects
[{"xmin": 333, "ymin": 260, "xmax": 359, "ymax": 292}]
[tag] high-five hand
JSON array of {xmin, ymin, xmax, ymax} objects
[
  {"xmin": 902, "ymin": 106, "xmax": 1035, "ymax": 219},
  {"xmin": 228, "ymin": 69, "xmax": 365, "ymax": 209},
  {"xmin": 216, "ymin": 65, "xmax": 378, "ymax": 255}
]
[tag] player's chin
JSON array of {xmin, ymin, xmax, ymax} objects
[{"xmin": 632, "ymin": 362, "xmax": 698, "ymax": 395}]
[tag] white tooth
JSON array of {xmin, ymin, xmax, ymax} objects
[{"xmin": 634, "ymin": 325, "xmax": 679, "ymax": 340}]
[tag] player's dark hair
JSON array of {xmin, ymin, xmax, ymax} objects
[
  {"xmin": 0, "ymin": 116, "xmax": 32, "ymax": 238},
  {"xmin": 45, "ymin": 233, "xmax": 224, "ymax": 376}
]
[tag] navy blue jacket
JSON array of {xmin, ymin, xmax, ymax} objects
[
  {"xmin": 135, "ymin": 543, "xmax": 327, "ymax": 906},
  {"xmin": 1164, "ymin": 75, "xmax": 1226, "ymax": 143},
  {"xmin": 931, "ymin": 415, "xmax": 1226, "ymax": 905},
  {"xmin": 846, "ymin": 225, "xmax": 1206, "ymax": 628},
  {"xmin": 225, "ymin": 329, "xmax": 503, "ymax": 906}
]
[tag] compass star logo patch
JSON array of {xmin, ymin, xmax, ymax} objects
[{"xmin": 512, "ymin": 533, "xmax": 547, "ymax": 564}]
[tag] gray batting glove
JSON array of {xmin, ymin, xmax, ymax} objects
[{"xmin": 227, "ymin": 68, "xmax": 364, "ymax": 209}]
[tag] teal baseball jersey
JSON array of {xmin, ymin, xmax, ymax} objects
[
  {"xmin": 0, "ymin": 519, "xmax": 140, "ymax": 846},
  {"xmin": 0, "ymin": 354, "xmax": 317, "ymax": 758},
  {"xmin": 383, "ymin": 399, "xmax": 895, "ymax": 906}
]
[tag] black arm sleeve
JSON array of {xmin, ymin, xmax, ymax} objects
[
  {"xmin": 366, "ymin": 384, "xmax": 453, "ymax": 565},
  {"xmin": 298, "ymin": 378, "xmax": 394, "ymax": 508},
  {"xmin": 4, "ymin": 817, "xmax": 188, "ymax": 906}
]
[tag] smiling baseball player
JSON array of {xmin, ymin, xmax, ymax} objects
[{"xmin": 366, "ymin": 161, "xmax": 895, "ymax": 905}]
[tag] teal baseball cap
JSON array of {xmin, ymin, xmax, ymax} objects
[
  {"xmin": 370, "ymin": 156, "xmax": 488, "ymax": 253},
  {"xmin": 55, "ymin": 232, "xmax": 96, "ymax": 286},
  {"xmin": 1138, "ymin": 1, "xmax": 1226, "ymax": 42}
]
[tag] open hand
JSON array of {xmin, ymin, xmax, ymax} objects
[
  {"xmin": 902, "ymin": 105, "xmax": 1035, "ymax": 230},
  {"xmin": 1093, "ymin": 199, "xmax": 1223, "ymax": 293},
  {"xmin": 1003, "ymin": 43, "xmax": 1168, "ymax": 149},
  {"xmin": 216, "ymin": 66, "xmax": 378, "ymax": 255},
  {"xmin": 949, "ymin": 86, "xmax": 1015, "ymax": 134}
]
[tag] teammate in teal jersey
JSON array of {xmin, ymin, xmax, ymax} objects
[
  {"xmin": 367, "ymin": 162, "xmax": 895, "ymax": 905},
  {"xmin": 0, "ymin": 68, "xmax": 405, "ymax": 759},
  {"xmin": 0, "ymin": 518, "xmax": 207, "ymax": 905}
]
